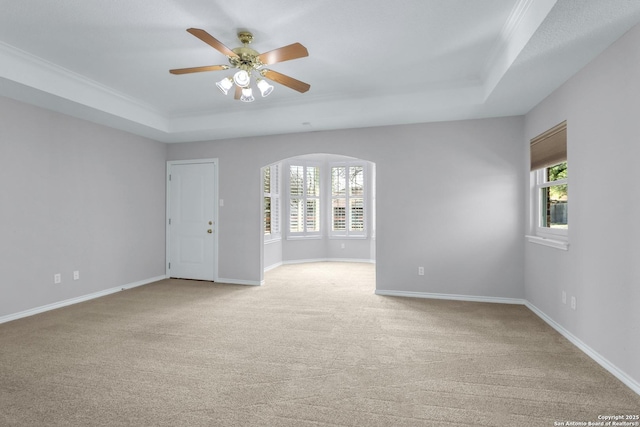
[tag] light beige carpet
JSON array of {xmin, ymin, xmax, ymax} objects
[{"xmin": 1, "ymin": 262, "xmax": 638, "ymax": 426}]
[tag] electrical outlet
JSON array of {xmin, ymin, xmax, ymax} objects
[
  {"xmin": 73, "ymin": 271, "xmax": 80, "ymax": 280},
  {"xmin": 570, "ymin": 296, "xmax": 576, "ymax": 310},
  {"xmin": 562, "ymin": 291, "xmax": 566, "ymax": 304},
  {"xmin": 418, "ymin": 266, "xmax": 424, "ymax": 276},
  {"xmin": 54, "ymin": 274, "xmax": 61, "ymax": 284}
]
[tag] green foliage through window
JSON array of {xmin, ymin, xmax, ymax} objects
[{"xmin": 547, "ymin": 162, "xmax": 567, "ymax": 200}]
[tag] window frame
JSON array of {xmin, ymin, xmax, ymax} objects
[
  {"xmin": 329, "ymin": 162, "xmax": 367, "ymax": 239},
  {"xmin": 527, "ymin": 121, "xmax": 569, "ymax": 250},
  {"xmin": 533, "ymin": 162, "xmax": 568, "ymax": 241},
  {"xmin": 287, "ymin": 162, "xmax": 322, "ymax": 239}
]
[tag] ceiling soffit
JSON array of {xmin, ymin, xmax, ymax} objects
[{"xmin": 1, "ymin": 1, "xmax": 639, "ymax": 142}]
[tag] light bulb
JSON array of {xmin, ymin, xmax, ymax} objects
[
  {"xmin": 216, "ymin": 77, "xmax": 233, "ymax": 95},
  {"xmin": 257, "ymin": 79, "xmax": 274, "ymax": 97},
  {"xmin": 233, "ymin": 70, "xmax": 250, "ymax": 87},
  {"xmin": 240, "ymin": 87, "xmax": 255, "ymax": 103}
]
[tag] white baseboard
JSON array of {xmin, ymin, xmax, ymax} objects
[
  {"xmin": 325, "ymin": 258, "xmax": 376, "ymax": 264},
  {"xmin": 264, "ymin": 258, "xmax": 375, "ymax": 273},
  {"xmin": 284, "ymin": 258, "xmax": 375, "ymax": 266},
  {"xmin": 0, "ymin": 275, "xmax": 167, "ymax": 325},
  {"xmin": 525, "ymin": 301, "xmax": 640, "ymax": 396},
  {"xmin": 264, "ymin": 262, "xmax": 283, "ymax": 273},
  {"xmin": 375, "ymin": 289, "xmax": 526, "ymax": 305},
  {"xmin": 3, "ymin": 273, "xmax": 637, "ymax": 396},
  {"xmin": 374, "ymin": 289, "xmax": 639, "ymax": 396},
  {"xmin": 215, "ymin": 277, "xmax": 262, "ymax": 286}
]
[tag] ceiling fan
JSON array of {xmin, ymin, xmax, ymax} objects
[{"xmin": 170, "ymin": 28, "xmax": 310, "ymax": 102}]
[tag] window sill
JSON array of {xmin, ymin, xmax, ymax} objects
[
  {"xmin": 329, "ymin": 235, "xmax": 368, "ymax": 240},
  {"xmin": 526, "ymin": 235, "xmax": 569, "ymax": 250},
  {"xmin": 286, "ymin": 235, "xmax": 323, "ymax": 241},
  {"xmin": 264, "ymin": 237, "xmax": 282, "ymax": 245}
]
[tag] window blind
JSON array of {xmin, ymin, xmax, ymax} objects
[{"xmin": 530, "ymin": 121, "xmax": 567, "ymax": 171}]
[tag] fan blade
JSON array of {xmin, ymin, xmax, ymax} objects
[
  {"xmin": 169, "ymin": 65, "xmax": 229, "ymax": 75},
  {"xmin": 262, "ymin": 69, "xmax": 310, "ymax": 93},
  {"xmin": 258, "ymin": 43, "xmax": 308, "ymax": 65},
  {"xmin": 234, "ymin": 85, "xmax": 242, "ymax": 100},
  {"xmin": 187, "ymin": 28, "xmax": 238, "ymax": 58}
]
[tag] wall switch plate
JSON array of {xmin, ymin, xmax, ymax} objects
[
  {"xmin": 73, "ymin": 271, "xmax": 80, "ymax": 280},
  {"xmin": 562, "ymin": 291, "xmax": 566, "ymax": 304},
  {"xmin": 54, "ymin": 274, "xmax": 61, "ymax": 284},
  {"xmin": 571, "ymin": 296, "xmax": 576, "ymax": 310},
  {"xmin": 418, "ymin": 266, "xmax": 424, "ymax": 276},
  {"xmin": 341, "ymin": 243, "xmax": 345, "ymax": 249}
]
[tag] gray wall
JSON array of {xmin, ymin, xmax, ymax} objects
[
  {"xmin": 524, "ymin": 24, "xmax": 640, "ymax": 385},
  {"xmin": 167, "ymin": 116, "xmax": 526, "ymax": 298},
  {"xmin": 263, "ymin": 239, "xmax": 283, "ymax": 271},
  {"xmin": 0, "ymin": 96, "xmax": 167, "ymax": 318}
]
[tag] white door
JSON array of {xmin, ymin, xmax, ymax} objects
[{"xmin": 168, "ymin": 162, "xmax": 216, "ymax": 281}]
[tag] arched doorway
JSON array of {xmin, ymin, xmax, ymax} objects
[{"xmin": 260, "ymin": 153, "xmax": 376, "ymax": 287}]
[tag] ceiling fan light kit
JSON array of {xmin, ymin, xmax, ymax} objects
[
  {"xmin": 215, "ymin": 77, "xmax": 233, "ymax": 95},
  {"xmin": 256, "ymin": 78, "xmax": 274, "ymax": 97},
  {"xmin": 240, "ymin": 87, "xmax": 255, "ymax": 103},
  {"xmin": 170, "ymin": 28, "xmax": 310, "ymax": 102}
]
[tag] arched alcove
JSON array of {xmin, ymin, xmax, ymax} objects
[{"xmin": 260, "ymin": 153, "xmax": 376, "ymax": 285}]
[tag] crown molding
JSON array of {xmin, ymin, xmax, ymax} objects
[
  {"xmin": 482, "ymin": 0, "xmax": 557, "ymax": 101},
  {"xmin": 0, "ymin": 41, "xmax": 168, "ymax": 133}
]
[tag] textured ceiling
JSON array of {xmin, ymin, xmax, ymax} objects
[{"xmin": 1, "ymin": 0, "xmax": 639, "ymax": 143}]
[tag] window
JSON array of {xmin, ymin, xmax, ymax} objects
[
  {"xmin": 537, "ymin": 162, "xmax": 567, "ymax": 228},
  {"xmin": 289, "ymin": 164, "xmax": 320, "ymax": 236},
  {"xmin": 529, "ymin": 121, "xmax": 568, "ymax": 248},
  {"xmin": 263, "ymin": 164, "xmax": 280, "ymax": 240},
  {"xmin": 331, "ymin": 164, "xmax": 365, "ymax": 237}
]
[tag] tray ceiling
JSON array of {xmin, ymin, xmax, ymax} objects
[{"xmin": 1, "ymin": 0, "xmax": 639, "ymax": 142}]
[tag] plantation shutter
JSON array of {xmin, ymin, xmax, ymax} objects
[
  {"xmin": 289, "ymin": 165, "xmax": 304, "ymax": 233},
  {"xmin": 263, "ymin": 167, "xmax": 271, "ymax": 235},
  {"xmin": 530, "ymin": 121, "xmax": 567, "ymax": 171},
  {"xmin": 272, "ymin": 165, "xmax": 280, "ymax": 235}
]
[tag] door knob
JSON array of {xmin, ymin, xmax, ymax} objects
[{"xmin": 207, "ymin": 229, "xmax": 212, "ymax": 234}]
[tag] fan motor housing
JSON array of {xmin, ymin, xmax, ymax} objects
[
  {"xmin": 229, "ymin": 31, "xmax": 262, "ymax": 69},
  {"xmin": 231, "ymin": 46, "xmax": 260, "ymax": 67}
]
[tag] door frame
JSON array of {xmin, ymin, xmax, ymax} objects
[{"xmin": 166, "ymin": 159, "xmax": 219, "ymax": 280}]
